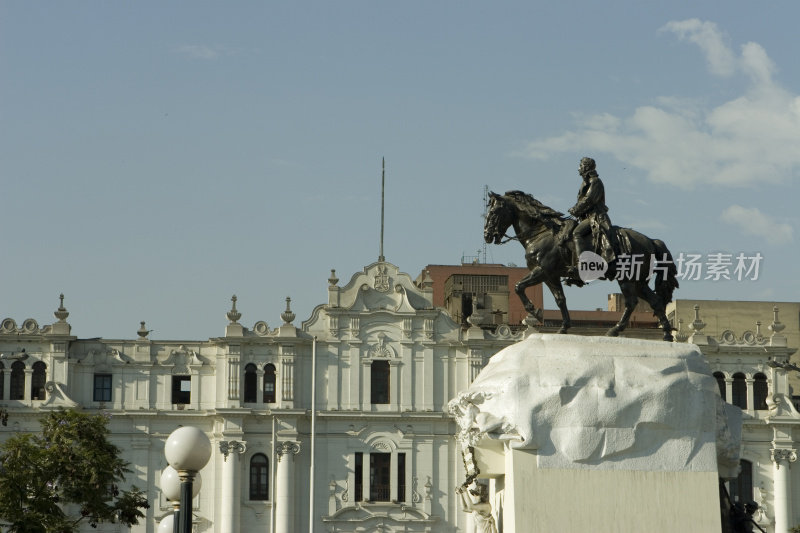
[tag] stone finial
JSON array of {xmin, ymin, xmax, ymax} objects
[
  {"xmin": 674, "ymin": 318, "xmax": 689, "ymax": 342},
  {"xmin": 769, "ymin": 306, "xmax": 786, "ymax": 335},
  {"xmin": 227, "ymin": 295, "xmax": 242, "ymax": 324},
  {"xmin": 689, "ymin": 305, "xmax": 705, "ymax": 333},
  {"xmin": 137, "ymin": 321, "xmax": 150, "ymax": 340},
  {"xmin": 420, "ymin": 269, "xmax": 434, "ymax": 290},
  {"xmin": 328, "ymin": 269, "xmax": 339, "ymax": 286},
  {"xmin": 769, "ymin": 306, "xmax": 787, "ymax": 347},
  {"xmin": 281, "ymin": 297, "xmax": 296, "ymax": 325},
  {"xmin": 686, "ymin": 305, "xmax": 709, "ymax": 345},
  {"xmin": 53, "ymin": 293, "xmax": 69, "ymax": 322},
  {"xmin": 466, "ymin": 297, "xmax": 484, "ymax": 327}
]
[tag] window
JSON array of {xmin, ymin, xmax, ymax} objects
[
  {"xmin": 713, "ymin": 372, "xmax": 726, "ymax": 401},
  {"xmin": 732, "ymin": 373, "xmax": 747, "ymax": 409},
  {"xmin": 243, "ymin": 364, "xmax": 257, "ymax": 403},
  {"xmin": 729, "ymin": 460, "xmax": 753, "ymax": 503},
  {"xmin": 397, "ymin": 453, "xmax": 406, "ymax": 502},
  {"xmin": 31, "ymin": 362, "xmax": 46, "ymax": 401},
  {"xmin": 0, "ymin": 362, "xmax": 4, "ymax": 400},
  {"xmin": 355, "ymin": 452, "xmax": 363, "ymax": 502},
  {"xmin": 172, "ymin": 375, "xmax": 191, "ymax": 404},
  {"xmin": 369, "ymin": 453, "xmax": 391, "ymax": 501},
  {"xmin": 753, "ymin": 373, "xmax": 768, "ymax": 411},
  {"xmin": 371, "ymin": 360, "xmax": 390, "ymax": 404},
  {"xmin": 249, "ymin": 454, "xmax": 269, "ymax": 500},
  {"xmin": 93, "ymin": 374, "xmax": 112, "ymax": 402},
  {"xmin": 10, "ymin": 361, "xmax": 24, "ymax": 400},
  {"xmin": 264, "ymin": 364, "xmax": 276, "ymax": 404}
]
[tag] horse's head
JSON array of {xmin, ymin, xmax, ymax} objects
[{"xmin": 484, "ymin": 192, "xmax": 514, "ymax": 244}]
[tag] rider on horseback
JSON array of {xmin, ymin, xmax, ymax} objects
[{"xmin": 566, "ymin": 157, "xmax": 617, "ymax": 283}]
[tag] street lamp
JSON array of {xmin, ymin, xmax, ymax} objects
[
  {"xmin": 157, "ymin": 514, "xmax": 175, "ymax": 533},
  {"xmin": 159, "ymin": 465, "xmax": 202, "ymax": 533},
  {"xmin": 165, "ymin": 426, "xmax": 211, "ymax": 533}
]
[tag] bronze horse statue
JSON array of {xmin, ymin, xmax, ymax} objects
[{"xmin": 484, "ymin": 190, "xmax": 678, "ymax": 340}]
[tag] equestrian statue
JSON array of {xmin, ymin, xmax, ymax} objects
[{"xmin": 483, "ymin": 157, "xmax": 678, "ymax": 341}]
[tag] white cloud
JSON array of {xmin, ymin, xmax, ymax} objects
[
  {"xmin": 720, "ymin": 205, "xmax": 794, "ymax": 245},
  {"xmin": 521, "ymin": 20, "xmax": 800, "ymax": 189},
  {"xmin": 660, "ymin": 19, "xmax": 735, "ymax": 77}
]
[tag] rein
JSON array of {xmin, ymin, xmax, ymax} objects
[{"xmin": 489, "ymin": 199, "xmax": 576, "ymax": 246}]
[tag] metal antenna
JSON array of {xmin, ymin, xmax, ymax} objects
[{"xmin": 379, "ymin": 157, "xmax": 385, "ymax": 262}]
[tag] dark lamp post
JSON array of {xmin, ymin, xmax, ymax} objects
[
  {"xmin": 159, "ymin": 465, "xmax": 202, "ymax": 533},
  {"xmin": 165, "ymin": 427, "xmax": 211, "ymax": 533}
]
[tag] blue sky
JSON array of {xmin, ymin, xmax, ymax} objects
[{"xmin": 2, "ymin": 2, "xmax": 798, "ymax": 339}]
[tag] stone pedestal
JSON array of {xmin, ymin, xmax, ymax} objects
[{"xmin": 449, "ymin": 334, "xmax": 741, "ymax": 533}]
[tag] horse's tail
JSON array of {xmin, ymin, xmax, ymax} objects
[{"xmin": 653, "ymin": 239, "xmax": 679, "ymax": 305}]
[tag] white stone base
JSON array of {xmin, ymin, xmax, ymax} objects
[
  {"xmin": 449, "ymin": 335, "xmax": 741, "ymax": 532},
  {"xmin": 503, "ymin": 447, "xmax": 721, "ymax": 533}
]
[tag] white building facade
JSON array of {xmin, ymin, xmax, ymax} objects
[{"xmin": 0, "ymin": 261, "xmax": 797, "ymax": 532}]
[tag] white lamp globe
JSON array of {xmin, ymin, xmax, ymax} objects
[
  {"xmin": 157, "ymin": 514, "xmax": 174, "ymax": 533},
  {"xmin": 160, "ymin": 465, "xmax": 202, "ymax": 501},
  {"xmin": 165, "ymin": 426, "xmax": 212, "ymax": 472}
]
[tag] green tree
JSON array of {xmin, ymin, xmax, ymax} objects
[{"xmin": 0, "ymin": 409, "xmax": 149, "ymax": 532}]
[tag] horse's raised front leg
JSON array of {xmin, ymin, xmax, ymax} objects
[
  {"xmin": 544, "ymin": 277, "xmax": 570, "ymax": 334},
  {"xmin": 607, "ymin": 281, "xmax": 637, "ymax": 337},
  {"xmin": 516, "ymin": 267, "xmax": 544, "ymax": 323}
]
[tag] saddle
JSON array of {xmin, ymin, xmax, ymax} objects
[{"xmin": 557, "ymin": 219, "xmax": 632, "ymax": 285}]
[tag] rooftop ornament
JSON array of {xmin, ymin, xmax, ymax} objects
[
  {"xmin": 137, "ymin": 321, "xmax": 150, "ymax": 340},
  {"xmin": 226, "ymin": 295, "xmax": 242, "ymax": 324},
  {"xmin": 53, "ymin": 293, "xmax": 69, "ymax": 322},
  {"xmin": 281, "ymin": 297, "xmax": 296, "ymax": 325}
]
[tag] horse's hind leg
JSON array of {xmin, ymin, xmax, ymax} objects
[
  {"xmin": 516, "ymin": 267, "xmax": 545, "ymax": 322},
  {"xmin": 544, "ymin": 277, "xmax": 571, "ymax": 334},
  {"xmin": 638, "ymin": 284, "xmax": 674, "ymax": 341},
  {"xmin": 607, "ymin": 281, "xmax": 637, "ymax": 337}
]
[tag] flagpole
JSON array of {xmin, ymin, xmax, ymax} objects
[
  {"xmin": 308, "ymin": 336, "xmax": 317, "ymax": 533},
  {"xmin": 379, "ymin": 157, "xmax": 385, "ymax": 262}
]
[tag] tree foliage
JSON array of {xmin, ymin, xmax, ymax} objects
[{"xmin": 0, "ymin": 409, "xmax": 149, "ymax": 532}]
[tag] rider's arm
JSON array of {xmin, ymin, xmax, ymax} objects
[{"xmin": 570, "ymin": 178, "xmax": 604, "ymax": 217}]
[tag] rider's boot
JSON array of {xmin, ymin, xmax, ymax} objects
[{"xmin": 565, "ymin": 235, "xmax": 589, "ymax": 286}]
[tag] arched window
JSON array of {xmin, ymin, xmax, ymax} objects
[
  {"xmin": 31, "ymin": 362, "xmax": 47, "ymax": 400},
  {"xmin": 371, "ymin": 360, "xmax": 390, "ymax": 404},
  {"xmin": 0, "ymin": 362, "xmax": 4, "ymax": 400},
  {"xmin": 249, "ymin": 454, "xmax": 269, "ymax": 500},
  {"xmin": 753, "ymin": 373, "xmax": 768, "ymax": 411},
  {"xmin": 732, "ymin": 373, "xmax": 747, "ymax": 409},
  {"xmin": 729, "ymin": 459, "xmax": 753, "ymax": 503},
  {"xmin": 713, "ymin": 372, "xmax": 726, "ymax": 401},
  {"xmin": 10, "ymin": 361, "xmax": 25, "ymax": 400},
  {"xmin": 243, "ymin": 364, "xmax": 257, "ymax": 403},
  {"xmin": 263, "ymin": 364, "xmax": 276, "ymax": 404}
]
